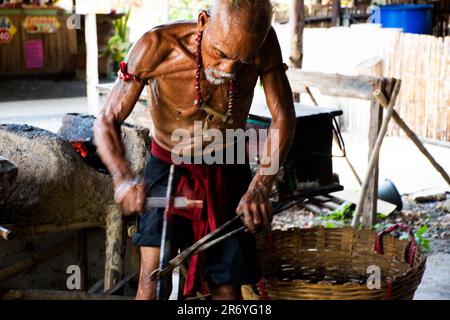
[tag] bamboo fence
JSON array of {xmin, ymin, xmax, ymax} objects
[{"xmin": 385, "ymin": 34, "xmax": 450, "ymax": 142}]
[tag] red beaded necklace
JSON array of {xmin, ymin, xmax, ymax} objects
[{"xmin": 194, "ymin": 30, "xmax": 235, "ymax": 125}]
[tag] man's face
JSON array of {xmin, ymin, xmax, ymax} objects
[{"xmin": 199, "ymin": 10, "xmax": 266, "ymax": 85}]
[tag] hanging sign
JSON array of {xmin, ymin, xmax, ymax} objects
[
  {"xmin": 23, "ymin": 16, "xmax": 61, "ymax": 34},
  {"xmin": 0, "ymin": 16, "xmax": 17, "ymax": 44},
  {"xmin": 24, "ymin": 40, "xmax": 44, "ymax": 69}
]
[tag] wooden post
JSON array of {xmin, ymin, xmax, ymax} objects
[
  {"xmin": 85, "ymin": 13, "xmax": 99, "ymax": 115},
  {"xmin": 104, "ymin": 205, "xmax": 126, "ymax": 292},
  {"xmin": 331, "ymin": 0, "xmax": 341, "ymax": 27},
  {"xmin": 353, "ymin": 80, "xmax": 402, "ymax": 228},
  {"xmin": 361, "ymin": 79, "xmax": 383, "ymax": 227},
  {"xmin": 289, "ymin": 0, "xmax": 305, "ymax": 68}
]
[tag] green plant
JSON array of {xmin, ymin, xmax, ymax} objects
[
  {"xmin": 107, "ymin": 10, "xmax": 132, "ymax": 66},
  {"xmin": 323, "ymin": 202, "xmax": 354, "ymax": 222},
  {"xmin": 414, "ymin": 225, "xmax": 431, "ymax": 251},
  {"xmin": 398, "ymin": 225, "xmax": 430, "ymax": 251}
]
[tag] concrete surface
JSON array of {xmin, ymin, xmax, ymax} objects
[{"xmin": 414, "ymin": 254, "xmax": 450, "ymax": 300}]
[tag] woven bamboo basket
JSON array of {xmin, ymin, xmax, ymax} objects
[{"xmin": 256, "ymin": 225, "xmax": 427, "ymax": 300}]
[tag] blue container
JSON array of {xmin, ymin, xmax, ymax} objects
[{"xmin": 378, "ymin": 4, "xmax": 433, "ymax": 35}]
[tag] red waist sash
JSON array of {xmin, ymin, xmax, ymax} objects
[{"xmin": 150, "ymin": 140, "xmax": 228, "ymax": 297}]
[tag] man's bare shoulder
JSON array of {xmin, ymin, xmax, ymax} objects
[
  {"xmin": 151, "ymin": 20, "xmax": 197, "ymax": 39},
  {"xmin": 255, "ymin": 27, "xmax": 284, "ymax": 75},
  {"xmin": 127, "ymin": 21, "xmax": 197, "ymax": 79}
]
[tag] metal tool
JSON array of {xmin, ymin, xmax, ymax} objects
[
  {"xmin": 0, "ymin": 225, "xmax": 16, "ymax": 241},
  {"xmin": 150, "ymin": 194, "xmax": 309, "ymax": 282},
  {"xmin": 146, "ymin": 197, "xmax": 203, "ymax": 210},
  {"xmin": 156, "ymin": 165, "xmax": 176, "ymax": 300}
]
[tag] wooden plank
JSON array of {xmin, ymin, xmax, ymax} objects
[
  {"xmin": 1, "ymin": 289, "xmax": 132, "ymax": 300},
  {"xmin": 286, "ymin": 69, "xmax": 377, "ymax": 100},
  {"xmin": 5, "ymin": 222, "xmax": 104, "ymax": 236}
]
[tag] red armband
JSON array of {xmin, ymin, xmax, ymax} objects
[{"xmin": 118, "ymin": 61, "xmax": 148, "ymax": 85}]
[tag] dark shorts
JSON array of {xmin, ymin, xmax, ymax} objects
[{"xmin": 132, "ymin": 154, "xmax": 260, "ymax": 286}]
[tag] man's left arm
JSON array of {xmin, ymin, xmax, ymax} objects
[{"xmin": 236, "ymin": 28, "xmax": 297, "ymax": 233}]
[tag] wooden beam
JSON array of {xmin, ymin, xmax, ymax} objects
[
  {"xmin": 286, "ymin": 69, "xmax": 377, "ymax": 100},
  {"xmin": 0, "ymin": 236, "xmax": 75, "ymax": 283},
  {"xmin": 5, "ymin": 222, "xmax": 104, "ymax": 236},
  {"xmin": 104, "ymin": 205, "xmax": 126, "ymax": 291},
  {"xmin": 0, "ymin": 289, "xmax": 132, "ymax": 300}
]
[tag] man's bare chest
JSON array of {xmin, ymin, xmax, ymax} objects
[{"xmin": 146, "ymin": 66, "xmax": 260, "ymax": 119}]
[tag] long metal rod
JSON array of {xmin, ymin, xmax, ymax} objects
[
  {"xmin": 151, "ymin": 196, "xmax": 308, "ymax": 281},
  {"xmin": 156, "ymin": 165, "xmax": 176, "ymax": 300}
]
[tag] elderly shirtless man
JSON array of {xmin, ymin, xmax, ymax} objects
[{"xmin": 94, "ymin": 0, "xmax": 296, "ymax": 300}]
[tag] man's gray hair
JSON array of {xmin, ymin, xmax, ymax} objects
[{"xmin": 209, "ymin": 0, "xmax": 274, "ymax": 37}]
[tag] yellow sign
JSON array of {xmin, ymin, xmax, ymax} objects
[
  {"xmin": 0, "ymin": 16, "xmax": 17, "ymax": 44},
  {"xmin": 23, "ymin": 16, "xmax": 61, "ymax": 34}
]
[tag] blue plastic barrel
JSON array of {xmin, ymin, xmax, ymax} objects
[{"xmin": 377, "ymin": 4, "xmax": 433, "ymax": 35}]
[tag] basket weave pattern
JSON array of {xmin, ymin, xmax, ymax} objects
[{"xmin": 256, "ymin": 227, "xmax": 426, "ymax": 300}]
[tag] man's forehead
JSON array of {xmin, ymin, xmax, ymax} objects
[{"xmin": 209, "ymin": 17, "xmax": 262, "ymax": 60}]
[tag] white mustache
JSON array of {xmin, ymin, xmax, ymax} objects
[{"xmin": 205, "ymin": 67, "xmax": 235, "ymax": 85}]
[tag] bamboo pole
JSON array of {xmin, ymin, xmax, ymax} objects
[
  {"xmin": 352, "ymin": 80, "xmax": 402, "ymax": 228},
  {"xmin": 374, "ymin": 89, "xmax": 450, "ymax": 187}
]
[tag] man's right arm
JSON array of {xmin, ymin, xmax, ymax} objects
[{"xmin": 94, "ymin": 31, "xmax": 163, "ymax": 215}]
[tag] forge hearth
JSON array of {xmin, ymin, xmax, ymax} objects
[{"xmin": 0, "ymin": 116, "xmax": 150, "ymax": 228}]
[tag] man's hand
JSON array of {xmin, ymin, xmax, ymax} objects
[
  {"xmin": 114, "ymin": 178, "xmax": 146, "ymax": 216},
  {"xmin": 236, "ymin": 187, "xmax": 273, "ymax": 233}
]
